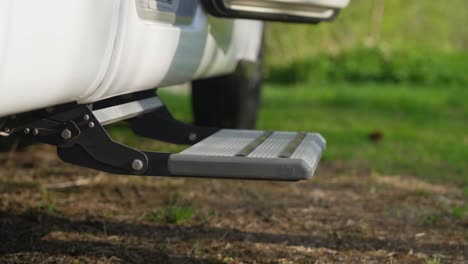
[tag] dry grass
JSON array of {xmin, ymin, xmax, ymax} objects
[{"xmin": 0, "ymin": 145, "xmax": 467, "ymax": 263}]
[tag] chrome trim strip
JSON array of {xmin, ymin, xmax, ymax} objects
[{"xmin": 93, "ymin": 97, "xmax": 163, "ymax": 126}]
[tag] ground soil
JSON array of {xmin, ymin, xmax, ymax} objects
[{"xmin": 0, "ymin": 145, "xmax": 467, "ymax": 263}]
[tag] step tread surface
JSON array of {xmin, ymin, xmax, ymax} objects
[
  {"xmin": 169, "ymin": 129, "xmax": 326, "ymax": 181},
  {"xmin": 180, "ymin": 130, "xmax": 263, "ymax": 157}
]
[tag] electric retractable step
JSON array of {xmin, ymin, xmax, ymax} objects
[
  {"xmin": 169, "ymin": 129, "xmax": 325, "ymax": 180},
  {"xmin": 1, "ymin": 92, "xmax": 325, "ymax": 181}
]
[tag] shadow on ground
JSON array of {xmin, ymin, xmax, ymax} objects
[{"xmin": 0, "ymin": 146, "xmax": 467, "ymax": 263}]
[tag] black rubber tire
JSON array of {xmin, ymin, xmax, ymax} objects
[{"xmin": 191, "ymin": 44, "xmax": 264, "ymax": 129}]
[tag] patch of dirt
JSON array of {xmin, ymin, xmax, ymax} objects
[{"xmin": 0, "ymin": 145, "xmax": 467, "ymax": 263}]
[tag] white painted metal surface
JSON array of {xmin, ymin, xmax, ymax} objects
[
  {"xmin": 0, "ymin": 0, "xmax": 264, "ymax": 117},
  {"xmin": 0, "ymin": 0, "xmax": 121, "ymax": 117}
]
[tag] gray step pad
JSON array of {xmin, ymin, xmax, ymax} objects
[{"xmin": 168, "ymin": 129, "xmax": 326, "ymax": 181}]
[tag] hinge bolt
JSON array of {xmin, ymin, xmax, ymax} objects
[
  {"xmin": 88, "ymin": 122, "xmax": 95, "ymax": 128},
  {"xmin": 32, "ymin": 129, "xmax": 39, "ymax": 136},
  {"xmin": 188, "ymin": 133, "xmax": 198, "ymax": 142},
  {"xmin": 24, "ymin": 128, "xmax": 30, "ymax": 134},
  {"xmin": 131, "ymin": 159, "xmax": 144, "ymax": 171},
  {"xmin": 61, "ymin": 129, "xmax": 72, "ymax": 140},
  {"xmin": 83, "ymin": 114, "xmax": 90, "ymax": 121}
]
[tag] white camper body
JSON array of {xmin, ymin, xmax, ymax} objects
[{"xmin": 0, "ymin": 0, "xmax": 263, "ymax": 117}]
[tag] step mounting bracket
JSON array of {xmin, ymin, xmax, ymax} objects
[{"xmin": 2, "ymin": 92, "xmax": 220, "ymax": 177}]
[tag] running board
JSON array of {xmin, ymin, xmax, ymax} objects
[
  {"xmin": 169, "ymin": 130, "xmax": 325, "ymax": 180},
  {"xmin": 2, "ymin": 93, "xmax": 325, "ymax": 181}
]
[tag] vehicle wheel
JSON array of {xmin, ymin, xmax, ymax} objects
[{"xmin": 191, "ymin": 45, "xmax": 264, "ymax": 129}]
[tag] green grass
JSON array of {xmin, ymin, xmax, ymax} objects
[
  {"xmin": 425, "ymin": 255, "xmax": 442, "ymax": 264},
  {"xmin": 146, "ymin": 190, "xmax": 194, "ymax": 224},
  {"xmin": 39, "ymin": 188, "xmax": 61, "ymax": 215},
  {"xmin": 259, "ymin": 83, "xmax": 467, "ymax": 184},
  {"xmin": 147, "ymin": 205, "xmax": 194, "ymax": 224},
  {"xmin": 159, "ymin": 82, "xmax": 467, "ymax": 186},
  {"xmin": 261, "ymin": 1, "xmax": 468, "ymax": 186},
  {"xmin": 422, "ymin": 213, "xmax": 440, "ymax": 226},
  {"xmin": 450, "ymin": 206, "xmax": 468, "ymax": 219},
  {"xmin": 267, "ymin": 48, "xmax": 468, "ymax": 86},
  {"xmin": 266, "ymin": 1, "xmax": 468, "ymax": 66}
]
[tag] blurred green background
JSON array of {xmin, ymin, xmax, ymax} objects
[
  {"xmin": 265, "ymin": 0, "xmax": 468, "ymax": 85},
  {"xmin": 116, "ymin": 0, "xmax": 468, "ymax": 186}
]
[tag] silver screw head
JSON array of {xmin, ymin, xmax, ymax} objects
[
  {"xmin": 32, "ymin": 129, "xmax": 39, "ymax": 135},
  {"xmin": 131, "ymin": 159, "xmax": 144, "ymax": 171},
  {"xmin": 188, "ymin": 133, "xmax": 198, "ymax": 141},
  {"xmin": 88, "ymin": 122, "xmax": 95, "ymax": 128},
  {"xmin": 83, "ymin": 114, "xmax": 90, "ymax": 121},
  {"xmin": 24, "ymin": 128, "xmax": 30, "ymax": 134},
  {"xmin": 61, "ymin": 129, "xmax": 72, "ymax": 139}
]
